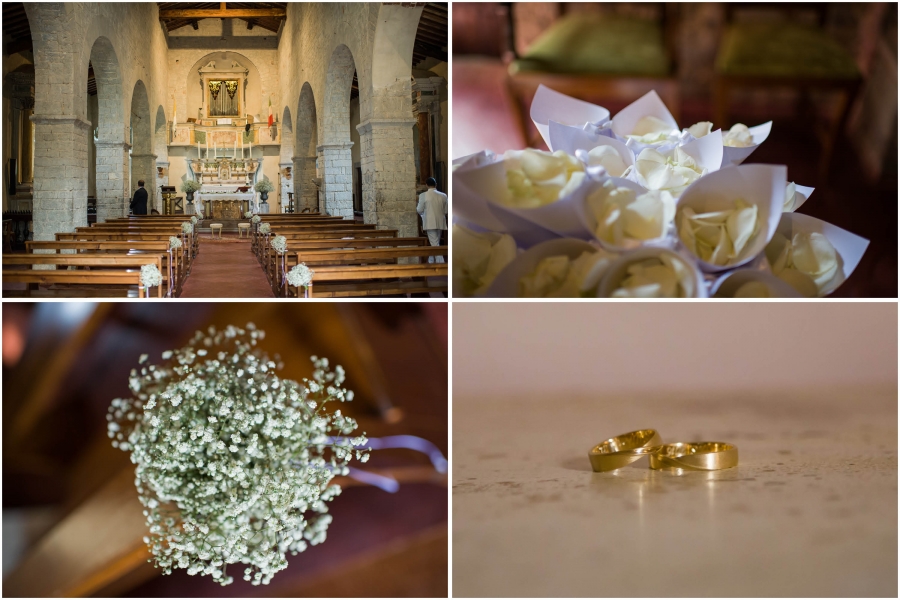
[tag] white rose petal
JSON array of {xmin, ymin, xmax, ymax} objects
[
  {"xmin": 687, "ymin": 121, "xmax": 713, "ymax": 138},
  {"xmin": 587, "ymin": 145, "xmax": 627, "ymax": 177},
  {"xmin": 723, "ymin": 123, "xmax": 753, "ymax": 148},
  {"xmin": 452, "ymin": 224, "xmax": 517, "ymax": 297}
]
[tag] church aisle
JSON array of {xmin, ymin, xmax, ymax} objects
[{"xmin": 179, "ymin": 237, "xmax": 274, "ymax": 298}]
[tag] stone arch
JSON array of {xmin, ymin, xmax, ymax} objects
[
  {"xmin": 185, "ymin": 51, "xmax": 262, "ymax": 122},
  {"xmin": 88, "ymin": 36, "xmax": 128, "ymax": 223},
  {"xmin": 279, "ymin": 106, "xmax": 294, "ymax": 211},
  {"xmin": 356, "ymin": 4, "xmax": 425, "ymax": 237},
  {"xmin": 153, "ymin": 105, "xmax": 169, "ymax": 214},
  {"xmin": 129, "ymin": 80, "xmax": 154, "ymax": 212},
  {"xmin": 319, "ymin": 45, "xmax": 356, "ymax": 218},
  {"xmin": 294, "ymin": 82, "xmax": 319, "ymax": 212}
]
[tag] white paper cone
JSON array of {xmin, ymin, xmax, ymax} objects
[
  {"xmin": 548, "ymin": 120, "xmax": 635, "ymax": 176},
  {"xmin": 530, "ymin": 84, "xmax": 610, "ymax": 149},
  {"xmin": 676, "ymin": 163, "xmax": 787, "ymax": 273},
  {"xmin": 785, "ymin": 183, "xmax": 815, "ymax": 212},
  {"xmin": 721, "ymin": 122, "xmax": 772, "ymax": 167},
  {"xmin": 770, "ymin": 212, "xmax": 869, "ymax": 296},
  {"xmin": 452, "ymin": 150, "xmax": 497, "ymax": 172},
  {"xmin": 575, "ymin": 177, "xmax": 680, "ymax": 253},
  {"xmin": 680, "ymin": 129, "xmax": 725, "ymax": 175},
  {"xmin": 597, "ymin": 247, "xmax": 708, "ymax": 298},
  {"xmin": 711, "ymin": 269, "xmax": 802, "ymax": 298},
  {"xmin": 484, "ymin": 238, "xmax": 604, "ymax": 297},
  {"xmin": 610, "ymin": 90, "xmax": 678, "ymax": 138},
  {"xmin": 454, "ymin": 157, "xmax": 600, "ymax": 240}
]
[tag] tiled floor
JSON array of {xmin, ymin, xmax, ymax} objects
[{"xmin": 452, "ymin": 56, "xmax": 898, "ymax": 297}]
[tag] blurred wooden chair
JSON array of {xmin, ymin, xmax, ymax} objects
[
  {"xmin": 713, "ymin": 3, "xmax": 861, "ymax": 179},
  {"xmin": 504, "ymin": 3, "xmax": 681, "ymax": 147}
]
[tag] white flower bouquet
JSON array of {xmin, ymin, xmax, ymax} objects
[
  {"xmin": 258, "ymin": 222, "xmax": 271, "ymax": 234},
  {"xmin": 271, "ymin": 235, "xmax": 288, "ymax": 255},
  {"xmin": 251, "ymin": 215, "xmax": 261, "ymax": 224},
  {"xmin": 140, "ymin": 264, "xmax": 163, "ymax": 288},
  {"xmin": 107, "ymin": 325, "xmax": 367, "ymax": 586},
  {"xmin": 245, "ymin": 211, "xmax": 253, "ymax": 219},
  {"xmin": 287, "ymin": 263, "xmax": 314, "ymax": 288},
  {"xmin": 169, "ymin": 236, "xmax": 182, "ymax": 249},
  {"xmin": 452, "ymin": 85, "xmax": 868, "ymax": 298},
  {"xmin": 181, "ymin": 221, "xmax": 193, "ymax": 234},
  {"xmin": 190, "ymin": 215, "xmax": 198, "ymax": 225}
]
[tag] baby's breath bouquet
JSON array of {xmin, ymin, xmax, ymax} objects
[
  {"xmin": 191, "ymin": 215, "xmax": 199, "ymax": 225},
  {"xmin": 271, "ymin": 235, "xmax": 288, "ymax": 255},
  {"xmin": 258, "ymin": 222, "xmax": 271, "ymax": 234},
  {"xmin": 140, "ymin": 264, "xmax": 162, "ymax": 288},
  {"xmin": 169, "ymin": 236, "xmax": 182, "ymax": 249},
  {"xmin": 182, "ymin": 221, "xmax": 193, "ymax": 234},
  {"xmin": 108, "ymin": 324, "xmax": 367, "ymax": 586},
  {"xmin": 251, "ymin": 215, "xmax": 261, "ymax": 224}
]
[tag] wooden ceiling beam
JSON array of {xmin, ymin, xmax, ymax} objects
[
  {"xmin": 158, "ymin": 7, "xmax": 285, "ymax": 19},
  {"xmin": 413, "ymin": 40, "xmax": 446, "ymax": 62}
]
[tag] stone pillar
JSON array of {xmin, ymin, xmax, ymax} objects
[
  {"xmin": 416, "ymin": 112, "xmax": 431, "ymax": 184},
  {"xmin": 20, "ymin": 101, "xmax": 35, "ymax": 184},
  {"xmin": 95, "ymin": 140, "xmax": 130, "ymax": 222},
  {"xmin": 156, "ymin": 160, "xmax": 170, "ymax": 212},
  {"xmin": 317, "ymin": 142, "xmax": 354, "ymax": 219},
  {"xmin": 30, "ymin": 115, "xmax": 91, "ymax": 240},
  {"xmin": 131, "ymin": 153, "xmax": 158, "ymax": 211},
  {"xmin": 293, "ymin": 156, "xmax": 318, "ymax": 212},
  {"xmin": 357, "ymin": 118, "xmax": 418, "ymax": 238}
]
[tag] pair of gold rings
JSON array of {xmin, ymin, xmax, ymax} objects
[{"xmin": 588, "ymin": 429, "xmax": 738, "ymax": 472}]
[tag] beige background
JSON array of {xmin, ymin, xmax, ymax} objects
[
  {"xmin": 454, "ymin": 303, "xmax": 898, "ymax": 396},
  {"xmin": 452, "ymin": 302, "xmax": 898, "ymax": 597}
]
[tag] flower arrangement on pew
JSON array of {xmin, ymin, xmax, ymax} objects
[
  {"xmin": 140, "ymin": 264, "xmax": 162, "ymax": 297},
  {"xmin": 190, "ymin": 215, "xmax": 198, "ymax": 225},
  {"xmin": 251, "ymin": 215, "xmax": 261, "ymax": 224},
  {"xmin": 287, "ymin": 263, "xmax": 315, "ymax": 298},
  {"xmin": 452, "ymin": 85, "xmax": 869, "ymax": 298},
  {"xmin": 258, "ymin": 222, "xmax": 271, "ymax": 234},
  {"xmin": 181, "ymin": 221, "xmax": 193, "ymax": 234},
  {"xmin": 169, "ymin": 236, "xmax": 182, "ymax": 249},
  {"xmin": 271, "ymin": 235, "xmax": 288, "ymax": 255},
  {"xmin": 244, "ymin": 211, "xmax": 253, "ymax": 219}
]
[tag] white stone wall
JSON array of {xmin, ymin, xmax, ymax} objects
[{"xmin": 25, "ymin": 2, "xmax": 169, "ymax": 239}]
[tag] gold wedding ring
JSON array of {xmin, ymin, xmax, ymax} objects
[
  {"xmin": 588, "ymin": 429, "xmax": 663, "ymax": 472},
  {"xmin": 649, "ymin": 441, "xmax": 738, "ymax": 471}
]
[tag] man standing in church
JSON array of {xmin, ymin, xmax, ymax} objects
[
  {"xmin": 130, "ymin": 180, "xmax": 148, "ymax": 215},
  {"xmin": 417, "ymin": 177, "xmax": 447, "ymax": 263}
]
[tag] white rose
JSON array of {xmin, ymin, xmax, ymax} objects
[
  {"xmin": 677, "ymin": 198, "xmax": 759, "ymax": 266},
  {"xmin": 627, "ymin": 116, "xmax": 675, "ymax": 144},
  {"xmin": 452, "ymin": 224, "xmax": 517, "ymax": 296},
  {"xmin": 765, "ymin": 231, "xmax": 838, "ymax": 296},
  {"xmin": 586, "ymin": 145, "xmax": 627, "ymax": 177},
  {"xmin": 634, "ymin": 147, "xmax": 705, "ymax": 197},
  {"xmin": 590, "ymin": 186, "xmax": 675, "ymax": 247},
  {"xmin": 609, "ymin": 254, "xmax": 695, "ymax": 298},
  {"xmin": 723, "ymin": 124, "xmax": 753, "ymax": 148},
  {"xmin": 503, "ymin": 149, "xmax": 585, "ymax": 208},
  {"xmin": 519, "ymin": 250, "xmax": 614, "ymax": 297}
]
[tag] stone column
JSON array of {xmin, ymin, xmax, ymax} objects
[
  {"xmin": 30, "ymin": 115, "xmax": 91, "ymax": 240},
  {"xmin": 131, "ymin": 153, "xmax": 158, "ymax": 211},
  {"xmin": 317, "ymin": 142, "xmax": 354, "ymax": 219},
  {"xmin": 292, "ymin": 156, "xmax": 318, "ymax": 212},
  {"xmin": 94, "ymin": 140, "xmax": 130, "ymax": 222},
  {"xmin": 357, "ymin": 117, "xmax": 418, "ymax": 238}
]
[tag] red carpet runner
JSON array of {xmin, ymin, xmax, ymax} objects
[{"xmin": 179, "ymin": 236, "xmax": 275, "ymax": 298}]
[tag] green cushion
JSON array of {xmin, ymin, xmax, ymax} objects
[
  {"xmin": 510, "ymin": 15, "xmax": 671, "ymax": 77},
  {"xmin": 716, "ymin": 23, "xmax": 859, "ymax": 80}
]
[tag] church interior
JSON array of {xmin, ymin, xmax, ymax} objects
[
  {"xmin": 1, "ymin": 2, "xmax": 448, "ymax": 298},
  {"xmin": 2, "ymin": 302, "xmax": 448, "ymax": 596}
]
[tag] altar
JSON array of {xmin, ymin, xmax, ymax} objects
[
  {"xmin": 199, "ymin": 197, "xmax": 251, "ymax": 219},
  {"xmin": 190, "ymin": 157, "xmax": 258, "ymax": 218}
]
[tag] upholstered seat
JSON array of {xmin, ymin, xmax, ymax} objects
[
  {"xmin": 716, "ymin": 23, "xmax": 859, "ymax": 80},
  {"xmin": 209, "ymin": 223, "xmax": 223, "ymax": 239},
  {"xmin": 237, "ymin": 222, "xmax": 251, "ymax": 239},
  {"xmin": 713, "ymin": 14, "xmax": 861, "ymax": 181},
  {"xmin": 510, "ymin": 15, "xmax": 671, "ymax": 77}
]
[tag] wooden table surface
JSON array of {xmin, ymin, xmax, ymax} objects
[{"xmin": 452, "ymin": 388, "xmax": 897, "ymax": 597}]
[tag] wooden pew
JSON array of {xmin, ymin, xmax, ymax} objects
[
  {"xmin": 287, "ymin": 263, "xmax": 447, "ymax": 297},
  {"xmin": 3, "ymin": 269, "xmax": 152, "ymax": 298},
  {"xmin": 258, "ymin": 228, "xmax": 399, "ymax": 284},
  {"xmin": 55, "ymin": 232, "xmax": 193, "ymax": 271},
  {"xmin": 25, "ymin": 240, "xmax": 183, "ymax": 295},
  {"xmin": 273, "ymin": 246, "xmax": 447, "ymax": 297},
  {"xmin": 3, "ymin": 253, "xmax": 166, "ymax": 297}
]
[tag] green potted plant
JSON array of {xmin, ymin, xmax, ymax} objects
[
  {"xmin": 181, "ymin": 179, "xmax": 201, "ymax": 203},
  {"xmin": 254, "ymin": 178, "xmax": 274, "ymax": 202}
]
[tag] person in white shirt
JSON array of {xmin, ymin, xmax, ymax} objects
[{"xmin": 416, "ymin": 177, "xmax": 448, "ymax": 263}]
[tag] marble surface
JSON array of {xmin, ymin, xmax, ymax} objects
[{"xmin": 452, "ymin": 389, "xmax": 897, "ymax": 597}]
